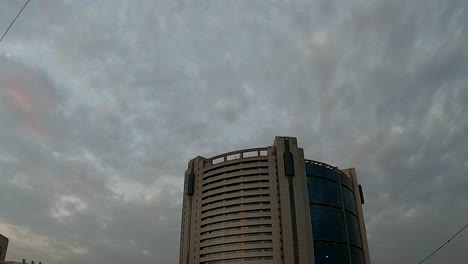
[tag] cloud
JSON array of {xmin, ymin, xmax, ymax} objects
[
  {"xmin": 51, "ymin": 195, "xmax": 88, "ymax": 221},
  {"xmin": 0, "ymin": 0, "xmax": 467, "ymax": 263}
]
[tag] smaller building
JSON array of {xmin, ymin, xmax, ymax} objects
[
  {"xmin": 0, "ymin": 234, "xmax": 43, "ymax": 264},
  {"xmin": 0, "ymin": 234, "xmax": 8, "ymax": 263},
  {"xmin": 3, "ymin": 261, "xmax": 42, "ymax": 264},
  {"xmin": 2, "ymin": 259, "xmax": 43, "ymax": 264}
]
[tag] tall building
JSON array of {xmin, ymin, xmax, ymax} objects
[{"xmin": 179, "ymin": 137, "xmax": 370, "ymax": 264}]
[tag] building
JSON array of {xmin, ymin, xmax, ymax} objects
[
  {"xmin": 179, "ymin": 137, "xmax": 370, "ymax": 264},
  {"xmin": 0, "ymin": 234, "xmax": 8, "ymax": 263},
  {"xmin": 0, "ymin": 234, "xmax": 43, "ymax": 264},
  {"xmin": 2, "ymin": 261, "xmax": 42, "ymax": 264}
]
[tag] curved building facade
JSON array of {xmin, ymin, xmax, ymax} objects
[
  {"xmin": 306, "ymin": 161, "xmax": 367, "ymax": 263},
  {"xmin": 179, "ymin": 137, "xmax": 370, "ymax": 264}
]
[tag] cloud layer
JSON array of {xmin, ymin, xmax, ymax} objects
[{"xmin": 1, "ymin": 0, "xmax": 467, "ymax": 263}]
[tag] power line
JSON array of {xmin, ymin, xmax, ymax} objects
[
  {"xmin": 417, "ymin": 223, "xmax": 468, "ymax": 264},
  {"xmin": 0, "ymin": 0, "xmax": 31, "ymax": 44}
]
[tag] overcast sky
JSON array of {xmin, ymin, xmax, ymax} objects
[{"xmin": 0, "ymin": 0, "xmax": 467, "ymax": 263}]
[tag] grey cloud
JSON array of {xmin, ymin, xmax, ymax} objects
[{"xmin": 1, "ymin": 0, "xmax": 468, "ymax": 263}]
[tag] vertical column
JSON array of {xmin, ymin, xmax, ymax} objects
[
  {"xmin": 274, "ymin": 137, "xmax": 314, "ymax": 264},
  {"xmin": 288, "ymin": 138, "xmax": 314, "ymax": 264},
  {"xmin": 190, "ymin": 157, "xmax": 204, "ymax": 264},
  {"xmin": 179, "ymin": 161, "xmax": 194, "ymax": 264},
  {"xmin": 275, "ymin": 137, "xmax": 294, "ymax": 263},
  {"xmin": 179, "ymin": 157, "xmax": 206, "ymax": 264},
  {"xmin": 268, "ymin": 146, "xmax": 284, "ymax": 264}
]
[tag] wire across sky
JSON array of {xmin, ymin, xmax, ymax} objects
[{"xmin": 0, "ymin": 0, "xmax": 31, "ymax": 44}]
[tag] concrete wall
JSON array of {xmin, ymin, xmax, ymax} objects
[{"xmin": 273, "ymin": 137, "xmax": 314, "ymax": 264}]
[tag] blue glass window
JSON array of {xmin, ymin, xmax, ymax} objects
[
  {"xmin": 308, "ymin": 177, "xmax": 342, "ymax": 208},
  {"xmin": 311, "ymin": 205, "xmax": 347, "ymax": 242},
  {"xmin": 314, "ymin": 243, "xmax": 350, "ymax": 264},
  {"xmin": 306, "ymin": 164, "xmax": 339, "ymax": 182},
  {"xmin": 346, "ymin": 212, "xmax": 362, "ymax": 247},
  {"xmin": 342, "ymin": 187, "xmax": 357, "ymax": 214},
  {"xmin": 340, "ymin": 174, "xmax": 353, "ymax": 190},
  {"xmin": 351, "ymin": 246, "xmax": 364, "ymax": 264}
]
